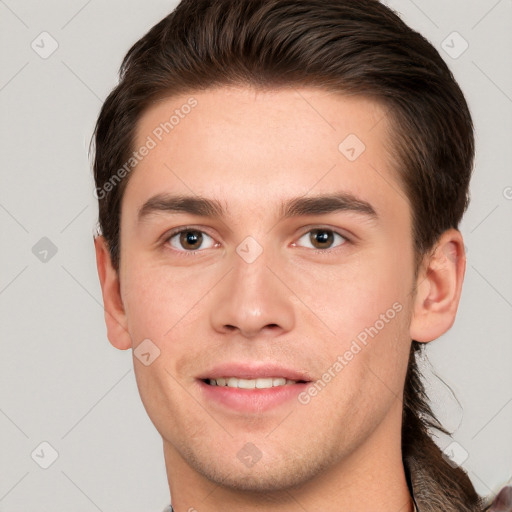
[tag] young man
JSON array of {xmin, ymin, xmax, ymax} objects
[{"xmin": 92, "ymin": 1, "xmax": 510, "ymax": 510}]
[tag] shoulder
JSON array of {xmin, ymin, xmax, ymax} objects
[{"xmin": 483, "ymin": 486, "xmax": 512, "ymax": 512}]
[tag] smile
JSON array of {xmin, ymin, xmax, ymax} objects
[{"xmin": 204, "ymin": 377, "xmax": 305, "ymax": 389}]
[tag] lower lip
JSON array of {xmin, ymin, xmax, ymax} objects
[{"xmin": 197, "ymin": 379, "xmax": 310, "ymax": 413}]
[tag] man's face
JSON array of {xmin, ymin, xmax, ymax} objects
[{"xmin": 117, "ymin": 87, "xmax": 417, "ymax": 491}]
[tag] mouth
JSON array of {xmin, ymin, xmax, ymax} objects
[
  {"xmin": 201, "ymin": 377, "xmax": 309, "ymax": 389},
  {"xmin": 196, "ymin": 364, "xmax": 312, "ymax": 413}
]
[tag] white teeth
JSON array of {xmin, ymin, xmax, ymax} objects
[
  {"xmin": 226, "ymin": 377, "xmax": 239, "ymax": 388},
  {"xmin": 256, "ymin": 378, "xmax": 273, "ymax": 389},
  {"xmin": 207, "ymin": 377, "xmax": 298, "ymax": 389},
  {"xmin": 238, "ymin": 379, "xmax": 256, "ymax": 389}
]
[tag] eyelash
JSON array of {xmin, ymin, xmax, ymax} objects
[{"xmin": 161, "ymin": 225, "xmax": 351, "ymax": 257}]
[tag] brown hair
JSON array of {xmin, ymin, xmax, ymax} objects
[{"xmin": 92, "ymin": 0, "xmax": 483, "ymax": 508}]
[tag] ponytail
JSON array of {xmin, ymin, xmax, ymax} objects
[{"xmin": 402, "ymin": 342, "xmax": 485, "ymax": 511}]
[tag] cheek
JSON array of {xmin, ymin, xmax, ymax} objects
[
  {"xmin": 132, "ymin": 355, "xmax": 200, "ymax": 446},
  {"xmin": 312, "ymin": 298, "xmax": 411, "ymax": 441},
  {"xmin": 122, "ymin": 266, "xmax": 204, "ymax": 432},
  {"xmin": 289, "ymin": 247, "xmax": 412, "ymax": 407},
  {"xmin": 121, "ymin": 261, "xmax": 210, "ymax": 342},
  {"xmin": 287, "ymin": 248, "xmax": 409, "ymax": 342}
]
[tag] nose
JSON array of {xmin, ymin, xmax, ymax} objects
[{"xmin": 209, "ymin": 249, "xmax": 295, "ymax": 339}]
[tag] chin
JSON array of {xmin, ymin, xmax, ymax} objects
[
  {"xmin": 203, "ymin": 468, "xmax": 308, "ymax": 493},
  {"xmin": 185, "ymin": 447, "xmax": 333, "ymax": 494}
]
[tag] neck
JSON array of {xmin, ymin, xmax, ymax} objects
[{"xmin": 163, "ymin": 400, "xmax": 414, "ymax": 512}]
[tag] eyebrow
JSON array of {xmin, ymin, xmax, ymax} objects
[{"xmin": 137, "ymin": 192, "xmax": 379, "ymax": 223}]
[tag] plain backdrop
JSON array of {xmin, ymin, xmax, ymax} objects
[{"xmin": 0, "ymin": 0, "xmax": 511, "ymax": 510}]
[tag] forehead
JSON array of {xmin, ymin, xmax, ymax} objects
[{"xmin": 124, "ymin": 86, "xmax": 409, "ymax": 225}]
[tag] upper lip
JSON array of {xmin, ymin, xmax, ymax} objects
[{"xmin": 197, "ymin": 363, "xmax": 312, "ymax": 382}]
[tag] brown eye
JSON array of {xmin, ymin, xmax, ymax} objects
[
  {"xmin": 180, "ymin": 230, "xmax": 202, "ymax": 250},
  {"xmin": 296, "ymin": 228, "xmax": 347, "ymax": 250},
  {"xmin": 168, "ymin": 229, "xmax": 215, "ymax": 251},
  {"xmin": 310, "ymin": 229, "xmax": 334, "ymax": 248}
]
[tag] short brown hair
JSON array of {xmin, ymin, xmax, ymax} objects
[{"xmin": 92, "ymin": 0, "xmax": 481, "ymax": 507}]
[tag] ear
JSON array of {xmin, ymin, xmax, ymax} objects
[
  {"xmin": 94, "ymin": 235, "xmax": 132, "ymax": 350},
  {"xmin": 409, "ymin": 229, "xmax": 466, "ymax": 343}
]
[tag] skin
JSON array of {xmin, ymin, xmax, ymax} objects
[{"xmin": 95, "ymin": 86, "xmax": 466, "ymax": 512}]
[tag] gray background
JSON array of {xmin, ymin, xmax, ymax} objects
[{"xmin": 0, "ymin": 0, "xmax": 511, "ymax": 510}]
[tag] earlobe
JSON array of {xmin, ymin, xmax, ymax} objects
[
  {"xmin": 409, "ymin": 229, "xmax": 466, "ymax": 343},
  {"xmin": 94, "ymin": 235, "xmax": 132, "ymax": 350}
]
